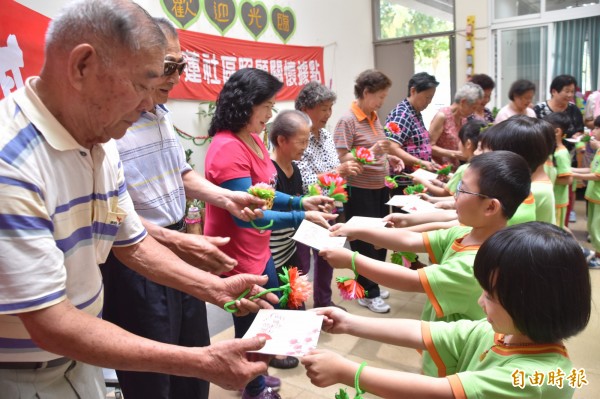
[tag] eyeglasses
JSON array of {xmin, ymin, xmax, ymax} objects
[
  {"xmin": 164, "ymin": 60, "xmax": 187, "ymax": 76},
  {"xmin": 455, "ymin": 181, "xmax": 491, "ymax": 199}
]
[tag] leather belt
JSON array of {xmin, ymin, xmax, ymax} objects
[
  {"xmin": 165, "ymin": 218, "xmax": 186, "ymax": 231},
  {"xmin": 0, "ymin": 357, "xmax": 72, "ymax": 370}
]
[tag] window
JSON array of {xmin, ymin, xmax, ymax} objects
[
  {"xmin": 495, "ymin": 0, "xmax": 540, "ymax": 19},
  {"xmin": 377, "ymin": 0, "xmax": 454, "ymax": 40}
]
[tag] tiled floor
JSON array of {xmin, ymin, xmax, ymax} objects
[{"xmin": 208, "ymin": 197, "xmax": 600, "ymax": 399}]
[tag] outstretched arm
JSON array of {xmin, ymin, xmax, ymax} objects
[{"xmin": 329, "ymin": 223, "xmax": 426, "ymax": 253}]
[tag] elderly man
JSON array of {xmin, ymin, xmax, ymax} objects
[
  {"xmin": 0, "ymin": 1, "xmax": 275, "ymax": 398},
  {"xmin": 101, "ymin": 18, "xmax": 279, "ymax": 399}
]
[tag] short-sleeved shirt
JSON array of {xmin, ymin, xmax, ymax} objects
[
  {"xmin": 385, "ymin": 98, "xmax": 433, "ymax": 171},
  {"xmin": 116, "ymin": 105, "xmax": 191, "ymax": 226},
  {"xmin": 585, "ymin": 150, "xmax": 600, "ymax": 204},
  {"xmin": 0, "ymin": 79, "xmax": 146, "ymax": 362},
  {"xmin": 269, "ymin": 161, "xmax": 303, "ymax": 268},
  {"xmin": 534, "ymin": 102, "xmax": 584, "ymax": 139},
  {"xmin": 445, "ymin": 163, "xmax": 469, "ymax": 195},
  {"xmin": 204, "ymin": 131, "xmax": 278, "ymax": 275},
  {"xmin": 553, "ymin": 147, "xmax": 573, "ymax": 208},
  {"xmin": 507, "ymin": 193, "xmax": 536, "ymax": 226},
  {"xmin": 531, "ymin": 180, "xmax": 556, "ymax": 224},
  {"xmin": 296, "ymin": 128, "xmax": 340, "ymax": 195},
  {"xmin": 433, "ymin": 106, "xmax": 462, "ymax": 169},
  {"xmin": 424, "ymin": 319, "xmax": 575, "ymax": 398},
  {"xmin": 584, "ymin": 91, "xmax": 600, "ymax": 122},
  {"xmin": 494, "ymin": 103, "xmax": 537, "ymax": 124},
  {"xmin": 544, "ymin": 159, "xmax": 557, "ymax": 185},
  {"xmin": 467, "ymin": 108, "xmax": 495, "ymax": 124},
  {"xmin": 334, "ymin": 102, "xmax": 387, "ymax": 189}
]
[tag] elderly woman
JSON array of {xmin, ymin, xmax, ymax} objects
[
  {"xmin": 294, "ymin": 82, "xmax": 362, "ymax": 311},
  {"xmin": 334, "ymin": 69, "xmax": 403, "ymax": 314},
  {"xmin": 429, "ymin": 82, "xmax": 483, "ymax": 169},
  {"xmin": 494, "ymin": 79, "xmax": 536, "ymax": 123},
  {"xmin": 204, "ymin": 68, "xmax": 332, "ymax": 398},
  {"xmin": 468, "ymin": 73, "xmax": 496, "ymax": 123},
  {"xmin": 385, "ymin": 72, "xmax": 440, "ymax": 192}
]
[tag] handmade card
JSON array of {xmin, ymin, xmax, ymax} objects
[
  {"xmin": 292, "ymin": 219, "xmax": 346, "ymax": 250},
  {"xmin": 345, "ymin": 216, "xmax": 388, "ymax": 228},
  {"xmin": 410, "ymin": 168, "xmax": 439, "ymax": 181},
  {"xmin": 243, "ymin": 309, "xmax": 324, "ymax": 356}
]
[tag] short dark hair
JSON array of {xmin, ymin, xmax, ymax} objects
[
  {"xmin": 508, "ymin": 79, "xmax": 536, "ymax": 101},
  {"xmin": 458, "ymin": 119, "xmax": 487, "ymax": 148},
  {"xmin": 481, "ymin": 115, "xmax": 555, "ymax": 171},
  {"xmin": 474, "ymin": 222, "xmax": 591, "ymax": 342},
  {"xmin": 543, "ymin": 111, "xmax": 571, "ymax": 134},
  {"xmin": 469, "ymin": 74, "xmax": 495, "ymax": 91},
  {"xmin": 269, "ymin": 110, "xmax": 311, "ymax": 147},
  {"xmin": 468, "ymin": 151, "xmax": 531, "ymax": 219},
  {"xmin": 354, "ymin": 69, "xmax": 392, "ymax": 99},
  {"xmin": 208, "ymin": 68, "xmax": 283, "ymax": 136},
  {"xmin": 406, "ymin": 72, "xmax": 439, "ymax": 97},
  {"xmin": 550, "ymin": 74, "xmax": 577, "ymax": 94}
]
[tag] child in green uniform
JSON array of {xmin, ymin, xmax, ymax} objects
[
  {"xmin": 303, "ymin": 222, "xmax": 591, "ymax": 399},
  {"xmin": 543, "ymin": 112, "xmax": 573, "ymax": 228},
  {"xmin": 481, "ymin": 115, "xmax": 556, "ymax": 224},
  {"xmin": 320, "ymin": 151, "xmax": 531, "ymax": 376},
  {"xmin": 572, "ymin": 115, "xmax": 600, "ymax": 267}
]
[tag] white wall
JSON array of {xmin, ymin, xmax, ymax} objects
[{"xmin": 16, "ymin": 0, "xmax": 374, "ymax": 174}]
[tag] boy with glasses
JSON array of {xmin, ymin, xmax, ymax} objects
[{"xmin": 320, "ymin": 151, "xmax": 531, "ymax": 376}]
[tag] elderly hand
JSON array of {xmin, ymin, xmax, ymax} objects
[
  {"xmin": 302, "ymin": 195, "xmax": 334, "ymax": 211},
  {"xmin": 388, "ymin": 155, "xmax": 405, "ymax": 173},
  {"xmin": 174, "ymin": 234, "xmax": 237, "ymax": 275},
  {"xmin": 196, "ymin": 337, "xmax": 270, "ymax": 390},
  {"xmin": 224, "ymin": 191, "xmax": 265, "ymax": 221},
  {"xmin": 318, "ymin": 247, "xmax": 354, "ymax": 269},
  {"xmin": 305, "ymin": 211, "xmax": 338, "ymax": 228},
  {"xmin": 216, "ymin": 274, "xmax": 279, "ymax": 316},
  {"xmin": 370, "ymin": 139, "xmax": 391, "ymax": 157},
  {"xmin": 336, "ymin": 160, "xmax": 364, "ymax": 177},
  {"xmin": 302, "ymin": 349, "xmax": 354, "ymax": 388}
]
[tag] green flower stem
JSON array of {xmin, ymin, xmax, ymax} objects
[
  {"xmin": 351, "ymin": 251, "xmax": 359, "ymax": 278},
  {"xmin": 223, "ymin": 285, "xmax": 289, "ymax": 313}
]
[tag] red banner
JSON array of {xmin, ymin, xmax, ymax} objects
[
  {"xmin": 174, "ymin": 30, "xmax": 324, "ymax": 101},
  {"xmin": 0, "ymin": 1, "xmax": 324, "ymax": 102},
  {"xmin": 0, "ymin": 0, "xmax": 49, "ymax": 100}
]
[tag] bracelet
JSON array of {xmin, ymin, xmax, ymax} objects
[
  {"xmin": 288, "ymin": 195, "xmax": 294, "ymax": 211},
  {"xmin": 351, "ymin": 251, "xmax": 359, "ymax": 277},
  {"xmin": 299, "ymin": 196, "xmax": 305, "ymax": 210},
  {"xmin": 354, "ymin": 361, "xmax": 367, "ymax": 398}
]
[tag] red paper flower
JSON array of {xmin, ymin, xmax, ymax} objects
[
  {"xmin": 336, "ymin": 277, "xmax": 366, "ymax": 300},
  {"xmin": 351, "ymin": 147, "xmax": 375, "ymax": 164},
  {"xmin": 279, "ymin": 267, "xmax": 312, "ymax": 309},
  {"xmin": 318, "ymin": 172, "xmax": 346, "ymax": 188},
  {"xmin": 385, "ymin": 122, "xmax": 400, "ymax": 135}
]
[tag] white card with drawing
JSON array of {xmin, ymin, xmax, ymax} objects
[
  {"xmin": 345, "ymin": 216, "xmax": 387, "ymax": 228},
  {"xmin": 292, "ymin": 219, "xmax": 346, "ymax": 250},
  {"xmin": 410, "ymin": 168, "xmax": 438, "ymax": 181},
  {"xmin": 243, "ymin": 309, "xmax": 324, "ymax": 356}
]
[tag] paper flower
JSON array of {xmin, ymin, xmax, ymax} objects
[
  {"xmin": 336, "ymin": 277, "xmax": 366, "ymax": 300},
  {"xmin": 436, "ymin": 164, "xmax": 453, "ymax": 176},
  {"xmin": 391, "ymin": 251, "xmax": 418, "ymax": 268},
  {"xmin": 247, "ymin": 182, "xmax": 275, "ymax": 209},
  {"xmin": 278, "ymin": 267, "xmax": 312, "ymax": 309},
  {"xmin": 412, "ymin": 161, "xmax": 424, "ymax": 171},
  {"xmin": 223, "ymin": 266, "xmax": 312, "ymax": 312},
  {"xmin": 335, "ymin": 389, "xmax": 351, "ymax": 399},
  {"xmin": 581, "ymin": 133, "xmax": 591, "ymax": 143},
  {"xmin": 384, "ymin": 122, "xmax": 401, "ymax": 136},
  {"xmin": 308, "ymin": 172, "xmax": 348, "ymax": 203},
  {"xmin": 351, "ymin": 147, "xmax": 375, "ymax": 165},
  {"xmin": 403, "ymin": 184, "xmax": 427, "ymax": 195}
]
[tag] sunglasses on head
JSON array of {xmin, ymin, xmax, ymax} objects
[{"xmin": 164, "ymin": 60, "xmax": 187, "ymax": 76}]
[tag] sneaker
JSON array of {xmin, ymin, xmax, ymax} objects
[
  {"xmin": 589, "ymin": 257, "xmax": 600, "ymax": 269},
  {"xmin": 241, "ymin": 387, "xmax": 281, "ymax": 399},
  {"xmin": 379, "ymin": 289, "xmax": 390, "ymax": 299},
  {"xmin": 569, "ymin": 210, "xmax": 577, "ymax": 223},
  {"xmin": 357, "ymin": 296, "xmax": 390, "ymax": 313},
  {"xmin": 582, "ymin": 246, "xmax": 596, "ymax": 262}
]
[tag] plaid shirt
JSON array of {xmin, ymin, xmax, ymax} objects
[{"xmin": 385, "ymin": 98, "xmax": 433, "ymax": 168}]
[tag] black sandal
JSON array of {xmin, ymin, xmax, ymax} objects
[{"xmin": 269, "ymin": 356, "xmax": 299, "ymax": 369}]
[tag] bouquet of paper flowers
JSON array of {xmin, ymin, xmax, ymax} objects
[
  {"xmin": 351, "ymin": 147, "xmax": 375, "ymax": 165},
  {"xmin": 307, "ymin": 172, "xmax": 348, "ymax": 203},
  {"xmin": 403, "ymin": 183, "xmax": 427, "ymax": 195},
  {"xmin": 247, "ymin": 182, "xmax": 275, "ymax": 210},
  {"xmin": 223, "ymin": 266, "xmax": 312, "ymax": 313},
  {"xmin": 336, "ymin": 252, "xmax": 367, "ymax": 301}
]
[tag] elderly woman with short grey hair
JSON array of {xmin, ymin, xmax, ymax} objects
[
  {"xmin": 429, "ymin": 82, "xmax": 483, "ymax": 169},
  {"xmin": 292, "ymin": 82, "xmax": 362, "ymax": 312}
]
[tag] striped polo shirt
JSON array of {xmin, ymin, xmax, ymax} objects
[
  {"xmin": 334, "ymin": 102, "xmax": 387, "ymax": 189},
  {"xmin": 0, "ymin": 78, "xmax": 146, "ymax": 362}
]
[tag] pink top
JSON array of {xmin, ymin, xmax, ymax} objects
[
  {"xmin": 204, "ymin": 131, "xmax": 277, "ymax": 276},
  {"xmin": 434, "ymin": 106, "xmax": 462, "ymax": 168},
  {"xmin": 494, "ymin": 102, "xmax": 536, "ymax": 124}
]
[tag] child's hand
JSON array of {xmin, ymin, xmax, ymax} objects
[
  {"xmin": 311, "ymin": 306, "xmax": 353, "ymax": 334},
  {"xmin": 383, "ymin": 213, "xmax": 413, "ymax": 228},
  {"xmin": 302, "ymin": 349, "xmax": 354, "ymax": 388},
  {"xmin": 329, "ymin": 223, "xmax": 356, "ymax": 239},
  {"xmin": 435, "ymin": 200, "xmax": 456, "ymax": 210},
  {"xmin": 319, "ymin": 247, "xmax": 353, "ymax": 269}
]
